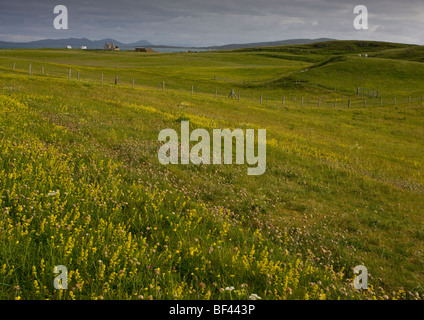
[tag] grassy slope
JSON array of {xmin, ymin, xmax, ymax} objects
[{"xmin": 0, "ymin": 40, "xmax": 423, "ymax": 299}]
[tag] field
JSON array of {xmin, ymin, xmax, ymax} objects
[{"xmin": 0, "ymin": 40, "xmax": 423, "ymax": 300}]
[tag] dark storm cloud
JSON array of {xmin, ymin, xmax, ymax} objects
[{"xmin": 0, "ymin": 0, "xmax": 423, "ymax": 45}]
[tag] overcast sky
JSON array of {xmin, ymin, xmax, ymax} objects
[{"xmin": 0, "ymin": 0, "xmax": 423, "ymax": 46}]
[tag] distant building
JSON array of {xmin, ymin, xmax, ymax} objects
[
  {"xmin": 135, "ymin": 47, "xmax": 154, "ymax": 52},
  {"xmin": 104, "ymin": 42, "xmax": 120, "ymax": 51},
  {"xmin": 66, "ymin": 45, "xmax": 72, "ymax": 49},
  {"xmin": 81, "ymin": 46, "xmax": 87, "ymax": 50}
]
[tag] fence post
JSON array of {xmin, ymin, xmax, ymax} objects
[
  {"xmin": 115, "ymin": 76, "xmax": 118, "ymax": 85},
  {"xmin": 348, "ymin": 99, "xmax": 351, "ymax": 108},
  {"xmin": 29, "ymin": 64, "xmax": 31, "ymax": 76},
  {"xmin": 364, "ymin": 99, "xmax": 367, "ymax": 107},
  {"xmin": 132, "ymin": 78, "xmax": 134, "ymax": 89},
  {"xmin": 162, "ymin": 81, "xmax": 165, "ymax": 92},
  {"xmin": 282, "ymin": 97, "xmax": 285, "ymax": 106},
  {"xmin": 191, "ymin": 86, "xmax": 194, "ymax": 95},
  {"xmin": 12, "ymin": 62, "xmax": 15, "ymax": 71},
  {"xmin": 68, "ymin": 69, "xmax": 71, "ymax": 81},
  {"xmin": 408, "ymin": 96, "xmax": 411, "ymax": 105},
  {"xmin": 334, "ymin": 99, "xmax": 337, "ymax": 107},
  {"xmin": 42, "ymin": 67, "xmax": 44, "ymax": 75},
  {"xmin": 101, "ymin": 73, "xmax": 103, "ymax": 86},
  {"xmin": 301, "ymin": 97, "xmax": 304, "ymax": 107},
  {"xmin": 77, "ymin": 71, "xmax": 80, "ymax": 81}
]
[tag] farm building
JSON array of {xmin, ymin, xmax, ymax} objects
[
  {"xmin": 135, "ymin": 47, "xmax": 155, "ymax": 53},
  {"xmin": 81, "ymin": 46, "xmax": 87, "ymax": 50},
  {"xmin": 66, "ymin": 45, "xmax": 72, "ymax": 49},
  {"xmin": 104, "ymin": 42, "xmax": 120, "ymax": 51}
]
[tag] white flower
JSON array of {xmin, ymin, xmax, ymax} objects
[
  {"xmin": 249, "ymin": 294, "xmax": 262, "ymax": 300},
  {"xmin": 47, "ymin": 190, "xmax": 59, "ymax": 197},
  {"xmin": 225, "ymin": 286, "xmax": 235, "ymax": 291}
]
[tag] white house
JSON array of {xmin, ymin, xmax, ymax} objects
[
  {"xmin": 81, "ymin": 46, "xmax": 87, "ymax": 50},
  {"xmin": 66, "ymin": 45, "xmax": 72, "ymax": 49}
]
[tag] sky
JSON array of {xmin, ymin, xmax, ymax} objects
[{"xmin": 0, "ymin": 0, "xmax": 423, "ymax": 46}]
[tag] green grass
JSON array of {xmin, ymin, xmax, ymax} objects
[{"xmin": 0, "ymin": 40, "xmax": 423, "ymax": 300}]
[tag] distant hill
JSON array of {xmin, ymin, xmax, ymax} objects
[
  {"xmin": 201, "ymin": 38, "xmax": 335, "ymax": 50},
  {"xmin": 0, "ymin": 38, "xmax": 152, "ymax": 49},
  {"xmin": 0, "ymin": 37, "xmax": 335, "ymax": 50}
]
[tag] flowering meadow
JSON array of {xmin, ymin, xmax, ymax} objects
[{"xmin": 1, "ymin": 43, "xmax": 424, "ymax": 300}]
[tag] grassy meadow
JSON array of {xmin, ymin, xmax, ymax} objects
[{"xmin": 0, "ymin": 40, "xmax": 423, "ymax": 300}]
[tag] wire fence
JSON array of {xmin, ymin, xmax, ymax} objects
[{"xmin": 1, "ymin": 60, "xmax": 423, "ymax": 109}]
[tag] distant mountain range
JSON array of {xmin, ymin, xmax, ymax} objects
[
  {"xmin": 0, "ymin": 37, "xmax": 335, "ymax": 50},
  {"xmin": 0, "ymin": 38, "xmax": 152, "ymax": 49}
]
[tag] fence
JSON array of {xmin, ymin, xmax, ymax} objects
[{"xmin": 1, "ymin": 61, "xmax": 423, "ymax": 109}]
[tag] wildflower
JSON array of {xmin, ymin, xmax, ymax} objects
[
  {"xmin": 249, "ymin": 294, "xmax": 262, "ymax": 300},
  {"xmin": 199, "ymin": 282, "xmax": 205, "ymax": 288},
  {"xmin": 47, "ymin": 190, "xmax": 59, "ymax": 197},
  {"xmin": 225, "ymin": 286, "xmax": 235, "ymax": 291}
]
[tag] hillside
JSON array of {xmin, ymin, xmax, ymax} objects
[{"xmin": 0, "ymin": 40, "xmax": 423, "ymax": 300}]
